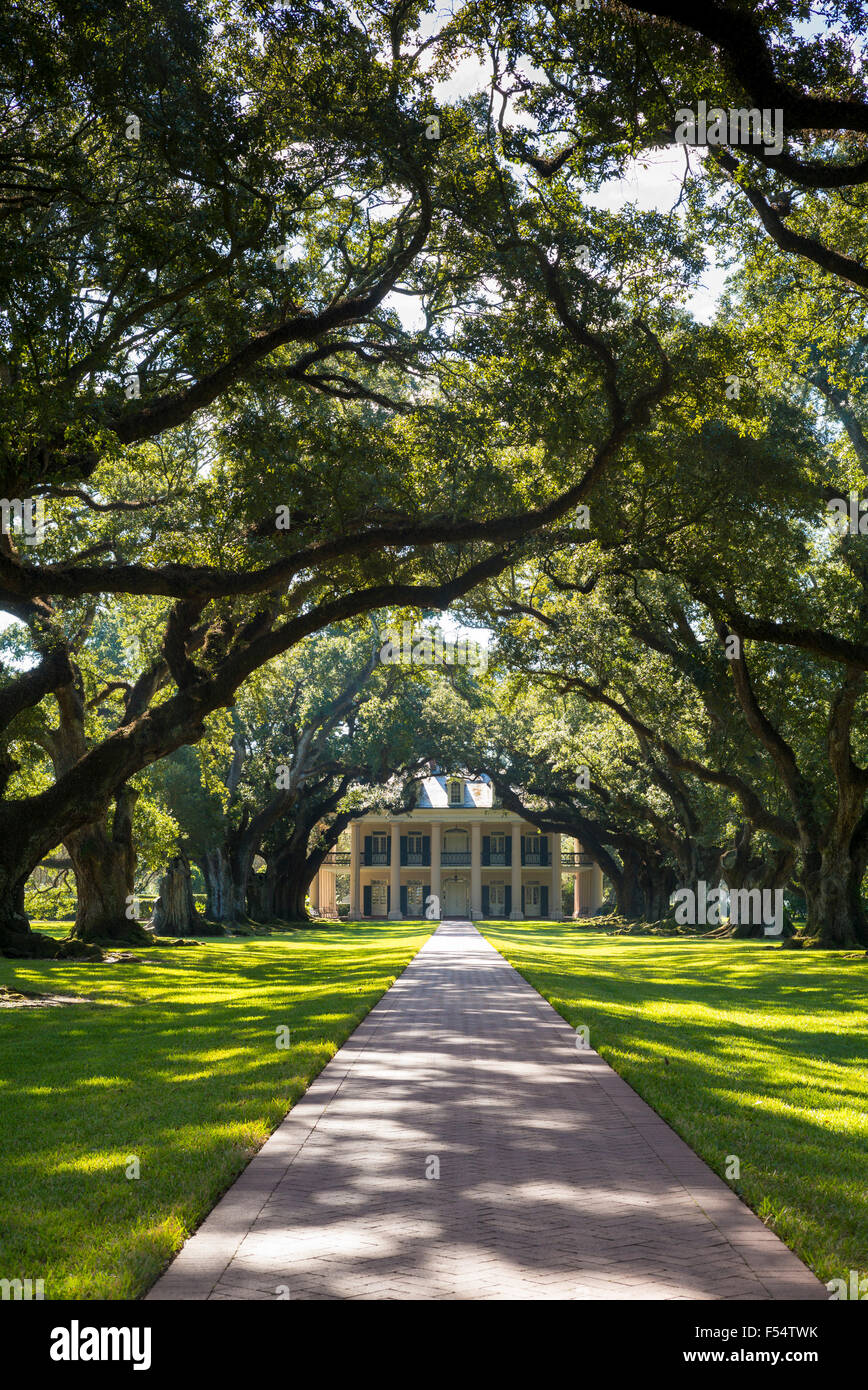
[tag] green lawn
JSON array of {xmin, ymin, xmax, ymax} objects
[
  {"xmin": 481, "ymin": 920, "xmax": 868, "ymax": 1286},
  {"xmin": 0, "ymin": 921, "xmax": 431, "ymax": 1299}
]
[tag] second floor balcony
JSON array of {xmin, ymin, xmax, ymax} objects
[{"xmin": 341, "ymin": 835, "xmax": 592, "ymax": 872}]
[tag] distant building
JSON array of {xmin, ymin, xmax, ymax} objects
[{"xmin": 310, "ymin": 773, "xmax": 605, "ymax": 920}]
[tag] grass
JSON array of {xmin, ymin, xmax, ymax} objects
[
  {"xmin": 0, "ymin": 919, "xmax": 431, "ymax": 1299},
  {"xmin": 481, "ymin": 919, "xmax": 868, "ymax": 1286}
]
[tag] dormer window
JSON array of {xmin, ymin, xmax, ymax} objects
[{"xmin": 448, "ymin": 778, "xmax": 463, "ymax": 806}]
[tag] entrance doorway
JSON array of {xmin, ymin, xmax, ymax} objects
[{"xmin": 442, "ymin": 876, "xmax": 469, "ymax": 917}]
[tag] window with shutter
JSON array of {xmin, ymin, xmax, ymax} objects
[{"xmin": 489, "ymin": 833, "xmax": 506, "ymax": 866}]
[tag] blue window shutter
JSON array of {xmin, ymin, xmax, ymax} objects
[
  {"xmin": 520, "ymin": 837, "xmax": 526, "ymax": 866},
  {"xmin": 505, "ymin": 885, "xmax": 512, "ymax": 915},
  {"xmin": 482, "ymin": 884, "xmax": 489, "ymax": 917},
  {"xmin": 400, "ymin": 885, "xmax": 408, "ymax": 916},
  {"xmin": 364, "ymin": 835, "xmax": 372, "ymax": 867},
  {"xmin": 422, "ymin": 835, "xmax": 430, "ymax": 866},
  {"xmin": 386, "ymin": 838, "xmax": 391, "ymax": 866},
  {"xmin": 424, "ymin": 883, "xmax": 430, "ymax": 912},
  {"xmin": 363, "ymin": 885, "xmax": 371, "ymax": 916},
  {"xmin": 482, "ymin": 836, "xmax": 490, "ymax": 866},
  {"xmin": 540, "ymin": 885, "xmax": 549, "ymax": 918},
  {"xmin": 505, "ymin": 837, "xmax": 512, "ymax": 866},
  {"xmin": 521, "ymin": 884, "xmax": 525, "ymax": 913},
  {"xmin": 400, "ymin": 836, "xmax": 407, "ymax": 866},
  {"xmin": 387, "ymin": 885, "xmax": 391, "ymax": 912},
  {"xmin": 540, "ymin": 837, "xmax": 549, "ymax": 866}
]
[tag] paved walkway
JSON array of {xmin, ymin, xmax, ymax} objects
[{"xmin": 148, "ymin": 921, "xmax": 826, "ymax": 1300}]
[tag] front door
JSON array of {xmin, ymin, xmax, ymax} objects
[
  {"xmin": 443, "ymin": 877, "xmax": 468, "ymax": 917},
  {"xmin": 370, "ymin": 881, "xmax": 389, "ymax": 916}
]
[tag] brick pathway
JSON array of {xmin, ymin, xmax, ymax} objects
[{"xmin": 147, "ymin": 921, "xmax": 826, "ymax": 1300}]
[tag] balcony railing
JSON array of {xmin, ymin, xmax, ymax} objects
[{"xmin": 338, "ymin": 847, "xmax": 591, "ymax": 870}]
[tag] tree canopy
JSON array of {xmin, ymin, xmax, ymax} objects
[{"xmin": 3, "ymin": 1, "xmax": 868, "ymax": 953}]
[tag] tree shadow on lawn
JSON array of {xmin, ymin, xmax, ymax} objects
[{"xmin": 0, "ymin": 929, "xmax": 430, "ymax": 1297}]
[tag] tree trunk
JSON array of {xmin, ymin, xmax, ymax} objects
[
  {"xmin": 0, "ymin": 867, "xmax": 58, "ymax": 957},
  {"xmin": 149, "ymin": 853, "xmax": 215, "ymax": 936},
  {"xmin": 671, "ymin": 842, "xmax": 723, "ymax": 898},
  {"xmin": 197, "ymin": 827, "xmax": 263, "ymax": 925},
  {"xmin": 271, "ymin": 865, "xmax": 311, "ymax": 922},
  {"xmin": 638, "ymin": 860, "xmax": 677, "ymax": 920},
  {"xmin": 721, "ymin": 835, "xmax": 797, "ymax": 939},
  {"xmin": 247, "ymin": 869, "xmax": 276, "ymax": 922},
  {"xmin": 196, "ymin": 845, "xmax": 249, "ymax": 924},
  {"xmin": 803, "ymin": 845, "xmax": 868, "ymax": 948},
  {"xmin": 198, "ymin": 849, "xmax": 234, "ymax": 922},
  {"xmin": 611, "ymin": 847, "xmax": 646, "ymax": 919},
  {"xmin": 66, "ymin": 788, "xmax": 151, "ymax": 944}
]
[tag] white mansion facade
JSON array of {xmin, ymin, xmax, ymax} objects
[{"xmin": 310, "ymin": 774, "xmax": 605, "ymax": 920}]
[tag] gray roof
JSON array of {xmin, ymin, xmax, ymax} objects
[{"xmin": 416, "ymin": 775, "xmax": 492, "ymax": 809}]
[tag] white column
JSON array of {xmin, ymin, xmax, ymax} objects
[
  {"xmin": 510, "ymin": 823, "xmax": 523, "ymax": 919},
  {"xmin": 551, "ymin": 833, "xmax": 562, "ymax": 920},
  {"xmin": 350, "ymin": 822, "xmax": 361, "ymax": 919},
  {"xmin": 388, "ymin": 821, "xmax": 402, "ymax": 919},
  {"xmin": 592, "ymin": 861, "xmax": 604, "ymax": 914},
  {"xmin": 309, "ymin": 868, "xmax": 320, "ymax": 916},
  {"xmin": 470, "ymin": 822, "xmax": 482, "ymax": 920},
  {"xmin": 429, "ymin": 823, "xmax": 441, "ymax": 919}
]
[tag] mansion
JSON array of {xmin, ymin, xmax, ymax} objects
[{"xmin": 309, "ymin": 774, "xmax": 605, "ymax": 920}]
